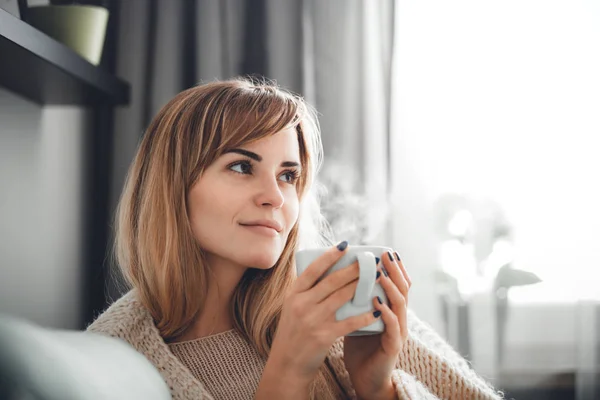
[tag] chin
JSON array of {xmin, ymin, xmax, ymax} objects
[
  {"xmin": 242, "ymin": 249, "xmax": 283, "ymax": 270},
  {"xmin": 246, "ymin": 255, "xmax": 280, "ymax": 269}
]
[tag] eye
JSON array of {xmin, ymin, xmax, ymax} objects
[
  {"xmin": 279, "ymin": 169, "xmax": 300, "ymax": 184},
  {"xmin": 228, "ymin": 160, "xmax": 253, "ymax": 175}
]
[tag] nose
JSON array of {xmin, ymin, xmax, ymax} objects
[{"xmin": 254, "ymin": 177, "xmax": 285, "ymax": 209}]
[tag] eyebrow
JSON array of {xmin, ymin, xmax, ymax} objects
[{"xmin": 224, "ymin": 148, "xmax": 300, "ymax": 168}]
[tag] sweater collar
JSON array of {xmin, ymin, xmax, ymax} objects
[{"xmin": 88, "ymin": 290, "xmax": 356, "ymax": 399}]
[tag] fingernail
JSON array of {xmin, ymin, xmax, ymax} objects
[
  {"xmin": 376, "ymin": 296, "xmax": 382, "ymax": 304},
  {"xmin": 376, "ymin": 271, "xmax": 381, "ymax": 280},
  {"xmin": 336, "ymin": 240, "xmax": 348, "ymax": 251},
  {"xmin": 387, "ymin": 251, "xmax": 394, "ymax": 262},
  {"xmin": 394, "ymin": 251, "xmax": 401, "ymax": 261},
  {"xmin": 375, "ymin": 257, "xmax": 380, "ymax": 265},
  {"xmin": 373, "ymin": 310, "xmax": 382, "ymax": 318}
]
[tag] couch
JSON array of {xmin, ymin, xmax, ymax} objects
[{"xmin": 0, "ymin": 315, "xmax": 171, "ymax": 400}]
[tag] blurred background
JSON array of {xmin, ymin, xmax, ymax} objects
[{"xmin": 1, "ymin": 0, "xmax": 599, "ymax": 399}]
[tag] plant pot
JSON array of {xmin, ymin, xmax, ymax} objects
[{"xmin": 26, "ymin": 5, "xmax": 109, "ymax": 65}]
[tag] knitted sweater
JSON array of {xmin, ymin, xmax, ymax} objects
[{"xmin": 87, "ymin": 290, "xmax": 503, "ymax": 400}]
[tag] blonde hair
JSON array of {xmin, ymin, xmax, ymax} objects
[{"xmin": 113, "ymin": 78, "xmax": 342, "ymax": 398}]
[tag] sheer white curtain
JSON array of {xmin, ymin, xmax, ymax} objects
[
  {"xmin": 390, "ymin": 0, "xmax": 600, "ymax": 396},
  {"xmin": 300, "ymin": 0, "xmax": 395, "ymax": 245}
]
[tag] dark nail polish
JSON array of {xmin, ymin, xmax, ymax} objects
[
  {"xmin": 336, "ymin": 240, "xmax": 348, "ymax": 251},
  {"xmin": 376, "ymin": 296, "xmax": 382, "ymax": 304},
  {"xmin": 376, "ymin": 271, "xmax": 381, "ymax": 279},
  {"xmin": 373, "ymin": 310, "xmax": 382, "ymax": 318},
  {"xmin": 394, "ymin": 251, "xmax": 401, "ymax": 261},
  {"xmin": 387, "ymin": 251, "xmax": 394, "ymax": 262},
  {"xmin": 375, "ymin": 257, "xmax": 380, "ymax": 265}
]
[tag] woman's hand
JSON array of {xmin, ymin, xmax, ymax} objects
[
  {"xmin": 343, "ymin": 250, "xmax": 412, "ymax": 400},
  {"xmin": 259, "ymin": 241, "xmax": 382, "ymax": 395}
]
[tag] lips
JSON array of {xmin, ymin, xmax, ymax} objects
[{"xmin": 239, "ymin": 219, "xmax": 283, "ymax": 233}]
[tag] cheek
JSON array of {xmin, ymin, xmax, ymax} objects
[
  {"xmin": 187, "ymin": 182, "xmax": 225, "ymax": 235},
  {"xmin": 284, "ymin": 194, "xmax": 300, "ymax": 232},
  {"xmin": 187, "ymin": 192, "xmax": 206, "ymax": 239}
]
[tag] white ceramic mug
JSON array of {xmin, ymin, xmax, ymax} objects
[{"xmin": 295, "ymin": 245, "xmax": 392, "ymax": 336}]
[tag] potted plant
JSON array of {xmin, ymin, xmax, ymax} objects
[{"xmin": 21, "ymin": 0, "xmax": 110, "ymax": 65}]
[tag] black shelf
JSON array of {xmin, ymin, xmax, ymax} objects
[{"xmin": 0, "ymin": 7, "xmax": 129, "ymax": 105}]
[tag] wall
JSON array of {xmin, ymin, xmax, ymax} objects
[{"xmin": 0, "ymin": 88, "xmax": 90, "ymax": 329}]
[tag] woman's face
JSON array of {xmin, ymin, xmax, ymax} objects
[{"xmin": 187, "ymin": 127, "xmax": 302, "ymax": 270}]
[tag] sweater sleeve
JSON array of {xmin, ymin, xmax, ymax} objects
[
  {"xmin": 390, "ymin": 369, "xmax": 442, "ymax": 399},
  {"xmin": 326, "ymin": 310, "xmax": 504, "ymax": 400},
  {"xmin": 396, "ymin": 309, "xmax": 505, "ymax": 400},
  {"xmin": 327, "ymin": 337, "xmax": 441, "ymax": 400}
]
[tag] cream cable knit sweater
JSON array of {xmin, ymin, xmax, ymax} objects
[{"xmin": 87, "ymin": 290, "xmax": 504, "ymax": 400}]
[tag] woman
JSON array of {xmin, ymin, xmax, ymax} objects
[{"xmin": 88, "ymin": 78, "xmax": 503, "ymax": 400}]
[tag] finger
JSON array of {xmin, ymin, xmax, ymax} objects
[
  {"xmin": 318, "ymin": 274, "xmax": 359, "ymax": 317},
  {"xmin": 309, "ymin": 261, "xmax": 360, "ymax": 304},
  {"xmin": 373, "ymin": 296, "xmax": 403, "ymax": 354},
  {"xmin": 333, "ymin": 307, "xmax": 382, "ymax": 338},
  {"xmin": 294, "ymin": 240, "xmax": 349, "ymax": 293},
  {"xmin": 378, "ymin": 267, "xmax": 408, "ymax": 339},
  {"xmin": 393, "ymin": 251, "xmax": 412, "ymax": 288},
  {"xmin": 382, "ymin": 251, "xmax": 409, "ymax": 300}
]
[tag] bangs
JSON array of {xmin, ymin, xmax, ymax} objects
[
  {"xmin": 183, "ymin": 80, "xmax": 318, "ymax": 194},
  {"xmin": 215, "ymin": 86, "xmax": 305, "ymax": 154}
]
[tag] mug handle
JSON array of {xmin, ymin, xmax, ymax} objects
[{"xmin": 353, "ymin": 251, "xmax": 377, "ymax": 307}]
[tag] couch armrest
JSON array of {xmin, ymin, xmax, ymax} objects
[{"xmin": 0, "ymin": 315, "xmax": 171, "ymax": 400}]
